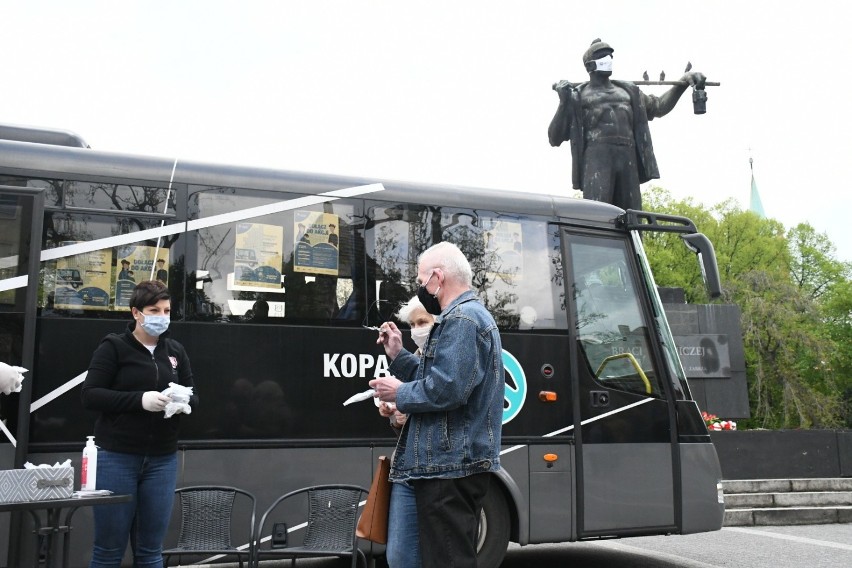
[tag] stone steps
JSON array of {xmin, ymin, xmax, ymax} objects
[{"xmin": 722, "ymin": 478, "xmax": 852, "ymax": 526}]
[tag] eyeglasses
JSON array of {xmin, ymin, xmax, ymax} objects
[
  {"xmin": 415, "ymin": 270, "xmax": 437, "ymax": 288},
  {"xmin": 361, "ymin": 298, "xmax": 391, "ymax": 330}
]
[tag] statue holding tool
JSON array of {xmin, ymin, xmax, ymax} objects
[{"xmin": 548, "ymin": 39, "xmax": 719, "ymax": 211}]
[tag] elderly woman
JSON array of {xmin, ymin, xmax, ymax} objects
[{"xmin": 376, "ymin": 296, "xmax": 435, "ymax": 568}]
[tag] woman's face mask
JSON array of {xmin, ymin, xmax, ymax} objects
[
  {"xmin": 140, "ymin": 314, "xmax": 170, "ymax": 337},
  {"xmin": 411, "ymin": 326, "xmax": 431, "ymax": 349}
]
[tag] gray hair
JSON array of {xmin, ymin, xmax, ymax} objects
[
  {"xmin": 419, "ymin": 241, "xmax": 472, "ymax": 287},
  {"xmin": 395, "ymin": 296, "xmax": 424, "ymax": 325}
]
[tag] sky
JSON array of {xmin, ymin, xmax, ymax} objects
[{"xmin": 4, "ymin": 1, "xmax": 851, "ymax": 262}]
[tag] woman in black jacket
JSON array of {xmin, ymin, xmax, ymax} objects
[{"xmin": 81, "ymin": 280, "xmax": 197, "ymax": 568}]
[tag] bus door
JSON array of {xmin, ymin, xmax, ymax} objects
[
  {"xmin": 563, "ymin": 230, "xmax": 677, "ymax": 537},
  {"xmin": 0, "ymin": 187, "xmax": 44, "ymax": 460},
  {"xmin": 0, "ymin": 186, "xmax": 44, "ymax": 564}
]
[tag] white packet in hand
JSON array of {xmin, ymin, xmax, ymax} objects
[{"xmin": 161, "ymin": 382, "xmax": 193, "ymax": 418}]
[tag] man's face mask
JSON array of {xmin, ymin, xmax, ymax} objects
[
  {"xmin": 416, "ymin": 271, "xmax": 442, "ymax": 316},
  {"xmin": 593, "ymin": 54, "xmax": 613, "ymax": 73}
]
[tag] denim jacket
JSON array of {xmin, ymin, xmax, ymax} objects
[{"xmin": 389, "ymin": 290, "xmax": 503, "ymax": 481}]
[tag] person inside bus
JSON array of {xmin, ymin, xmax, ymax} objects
[
  {"xmin": 377, "ymin": 296, "xmax": 435, "ymax": 568},
  {"xmin": 248, "ymin": 298, "xmax": 270, "ymax": 322},
  {"xmin": 81, "ymin": 280, "xmax": 197, "ymax": 568},
  {"xmin": 370, "ymin": 241, "xmax": 504, "ymax": 568}
]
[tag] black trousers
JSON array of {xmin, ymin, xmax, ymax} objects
[{"xmin": 413, "ymin": 473, "xmax": 490, "ymax": 568}]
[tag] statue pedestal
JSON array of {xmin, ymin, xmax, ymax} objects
[{"xmin": 660, "ymin": 287, "xmax": 750, "ymax": 420}]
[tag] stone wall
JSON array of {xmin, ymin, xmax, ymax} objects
[{"xmin": 711, "ymin": 429, "xmax": 852, "ymax": 479}]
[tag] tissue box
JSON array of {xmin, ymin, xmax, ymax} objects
[{"xmin": 0, "ymin": 466, "xmax": 74, "ymax": 503}]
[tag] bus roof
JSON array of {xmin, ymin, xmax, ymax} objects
[
  {"xmin": 0, "ymin": 123, "xmax": 90, "ymax": 148},
  {"xmin": 0, "ymin": 135, "xmax": 623, "ymax": 225}
]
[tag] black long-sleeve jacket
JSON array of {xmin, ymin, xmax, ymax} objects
[{"xmin": 81, "ymin": 322, "xmax": 197, "ymax": 455}]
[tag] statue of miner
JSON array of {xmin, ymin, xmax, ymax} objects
[{"xmin": 548, "ymin": 39, "xmax": 706, "ymax": 211}]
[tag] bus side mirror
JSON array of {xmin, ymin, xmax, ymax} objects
[{"xmin": 680, "ymin": 233, "xmax": 722, "ymax": 300}]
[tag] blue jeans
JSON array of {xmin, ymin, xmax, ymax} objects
[
  {"xmin": 90, "ymin": 450, "xmax": 178, "ymax": 568},
  {"xmin": 386, "ymin": 482, "xmax": 421, "ymax": 568}
]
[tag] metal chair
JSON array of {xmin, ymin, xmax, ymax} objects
[
  {"xmin": 253, "ymin": 484, "xmax": 368, "ymax": 568},
  {"xmin": 163, "ymin": 485, "xmax": 256, "ymax": 568}
]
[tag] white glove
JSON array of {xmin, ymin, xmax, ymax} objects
[
  {"xmin": 142, "ymin": 391, "xmax": 170, "ymax": 412},
  {"xmin": 0, "ymin": 362, "xmax": 27, "ymax": 395}
]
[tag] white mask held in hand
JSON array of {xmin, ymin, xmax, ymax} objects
[{"xmin": 411, "ymin": 326, "xmax": 431, "ymax": 350}]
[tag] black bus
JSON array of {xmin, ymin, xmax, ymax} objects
[{"xmin": 0, "ymin": 125, "xmax": 724, "ymax": 566}]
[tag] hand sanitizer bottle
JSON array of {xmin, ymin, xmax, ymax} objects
[{"xmin": 81, "ymin": 436, "xmax": 98, "ymax": 491}]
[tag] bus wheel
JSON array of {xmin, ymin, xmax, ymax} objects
[{"xmin": 477, "ymin": 479, "xmax": 510, "ymax": 568}]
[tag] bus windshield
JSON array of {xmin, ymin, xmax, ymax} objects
[
  {"xmin": 571, "ymin": 234, "xmax": 663, "ymax": 398},
  {"xmin": 631, "ymin": 230, "xmax": 692, "ymax": 399}
]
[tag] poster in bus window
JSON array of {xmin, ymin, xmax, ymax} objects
[
  {"xmin": 234, "ymin": 222, "xmax": 283, "ymax": 288},
  {"xmin": 293, "ymin": 211, "xmax": 339, "ymax": 276},
  {"xmin": 113, "ymin": 246, "xmax": 170, "ymax": 310},
  {"xmin": 54, "ymin": 245, "xmax": 113, "ymax": 311},
  {"xmin": 483, "ymin": 220, "xmax": 524, "ymax": 280}
]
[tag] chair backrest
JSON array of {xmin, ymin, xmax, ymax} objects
[
  {"xmin": 257, "ymin": 484, "xmax": 367, "ymax": 552},
  {"xmin": 302, "ymin": 486, "xmax": 363, "ymax": 550},
  {"xmin": 173, "ymin": 486, "xmax": 256, "ymax": 551}
]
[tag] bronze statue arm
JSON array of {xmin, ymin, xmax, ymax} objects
[
  {"xmin": 548, "ymin": 81, "xmax": 575, "ymax": 147},
  {"xmin": 645, "ymin": 71, "xmax": 706, "ymax": 119}
]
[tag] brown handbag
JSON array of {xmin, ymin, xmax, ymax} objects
[{"xmin": 356, "ymin": 455, "xmax": 391, "ymax": 544}]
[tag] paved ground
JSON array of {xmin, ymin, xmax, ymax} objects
[{"xmin": 174, "ymin": 524, "xmax": 852, "ymax": 567}]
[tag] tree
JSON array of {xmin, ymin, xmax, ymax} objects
[
  {"xmin": 731, "ymin": 271, "xmax": 843, "ymax": 428},
  {"xmin": 642, "ymin": 187, "xmax": 851, "ymax": 428}
]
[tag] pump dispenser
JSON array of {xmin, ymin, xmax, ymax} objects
[{"xmin": 81, "ymin": 436, "xmax": 98, "ymax": 491}]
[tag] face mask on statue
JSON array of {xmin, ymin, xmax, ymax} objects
[
  {"xmin": 416, "ymin": 271, "xmax": 443, "ymax": 316},
  {"xmin": 593, "ymin": 55, "xmax": 613, "ymax": 73},
  {"xmin": 411, "ymin": 326, "xmax": 432, "ymax": 350},
  {"xmin": 140, "ymin": 314, "xmax": 170, "ymax": 337}
]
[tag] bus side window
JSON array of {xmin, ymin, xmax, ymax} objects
[{"xmin": 365, "ymin": 203, "xmax": 567, "ymax": 331}]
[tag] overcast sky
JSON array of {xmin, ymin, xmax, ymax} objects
[{"xmin": 4, "ymin": 1, "xmax": 850, "ymax": 262}]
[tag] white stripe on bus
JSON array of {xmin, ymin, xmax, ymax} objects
[
  {"xmin": 500, "ymin": 398, "xmax": 655, "ymax": 455},
  {"xmin": 0, "ymin": 274, "xmax": 28, "ymax": 293},
  {"xmin": 0, "ymin": 183, "xmax": 386, "ymax": 291},
  {"xmin": 41, "ymin": 223, "xmax": 187, "ymax": 262},
  {"xmin": 0, "ymin": 416, "xmax": 16, "ymax": 447},
  {"xmin": 29, "ymin": 372, "xmax": 88, "ymax": 413}
]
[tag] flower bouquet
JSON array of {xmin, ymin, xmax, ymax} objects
[{"xmin": 701, "ymin": 411, "xmax": 736, "ymax": 431}]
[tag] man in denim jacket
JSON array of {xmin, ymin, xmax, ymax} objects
[{"xmin": 370, "ymin": 241, "xmax": 504, "ymax": 568}]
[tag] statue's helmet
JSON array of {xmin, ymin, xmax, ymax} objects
[{"xmin": 582, "ymin": 38, "xmax": 614, "ymax": 65}]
